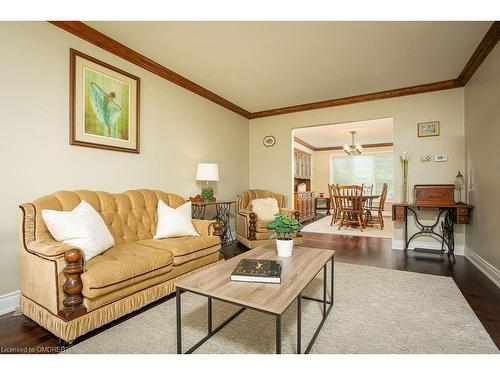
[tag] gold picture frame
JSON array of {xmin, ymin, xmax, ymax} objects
[
  {"xmin": 417, "ymin": 121, "xmax": 440, "ymax": 138},
  {"xmin": 70, "ymin": 49, "xmax": 141, "ymax": 153}
]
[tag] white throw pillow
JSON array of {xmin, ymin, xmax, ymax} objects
[
  {"xmin": 251, "ymin": 198, "xmax": 280, "ymax": 221},
  {"xmin": 41, "ymin": 201, "xmax": 115, "ymax": 261},
  {"xmin": 154, "ymin": 200, "xmax": 200, "ymax": 239}
]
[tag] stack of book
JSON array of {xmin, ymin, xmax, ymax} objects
[{"xmin": 230, "ymin": 258, "xmax": 282, "ymax": 284}]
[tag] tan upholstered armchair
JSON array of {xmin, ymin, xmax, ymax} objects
[{"xmin": 236, "ymin": 189, "xmax": 303, "ymax": 249}]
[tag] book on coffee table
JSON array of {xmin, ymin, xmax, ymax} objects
[{"xmin": 230, "ymin": 259, "xmax": 282, "ymax": 283}]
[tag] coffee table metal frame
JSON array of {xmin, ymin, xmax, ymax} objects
[{"xmin": 176, "ymin": 255, "xmax": 334, "ymax": 354}]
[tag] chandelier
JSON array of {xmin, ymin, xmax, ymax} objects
[{"xmin": 343, "ymin": 130, "xmax": 363, "ymax": 156}]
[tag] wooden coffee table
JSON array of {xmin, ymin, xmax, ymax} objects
[{"xmin": 175, "ymin": 245, "xmax": 335, "ymax": 354}]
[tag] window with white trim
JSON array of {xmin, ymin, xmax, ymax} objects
[{"xmin": 330, "ymin": 152, "xmax": 394, "ymax": 201}]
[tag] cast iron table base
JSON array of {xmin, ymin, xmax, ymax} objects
[
  {"xmin": 404, "ymin": 207, "xmax": 456, "ymax": 262},
  {"xmin": 192, "ymin": 201, "xmax": 235, "ymax": 244}
]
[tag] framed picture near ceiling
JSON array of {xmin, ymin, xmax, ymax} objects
[
  {"xmin": 417, "ymin": 121, "xmax": 440, "ymax": 138},
  {"xmin": 70, "ymin": 49, "xmax": 140, "ymax": 153}
]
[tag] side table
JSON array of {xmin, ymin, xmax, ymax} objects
[
  {"xmin": 314, "ymin": 197, "xmax": 331, "ymax": 218},
  {"xmin": 191, "ymin": 200, "xmax": 236, "ymax": 244}
]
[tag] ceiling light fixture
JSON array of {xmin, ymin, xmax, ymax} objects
[{"xmin": 343, "ymin": 130, "xmax": 363, "ymax": 156}]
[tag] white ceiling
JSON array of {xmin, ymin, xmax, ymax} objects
[
  {"xmin": 295, "ymin": 118, "xmax": 393, "ymax": 148},
  {"xmin": 86, "ymin": 21, "xmax": 491, "ymax": 112}
]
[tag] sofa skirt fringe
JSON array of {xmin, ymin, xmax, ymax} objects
[{"xmin": 20, "ymin": 259, "xmax": 223, "ymax": 343}]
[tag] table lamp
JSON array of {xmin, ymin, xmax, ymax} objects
[{"xmin": 196, "ymin": 163, "xmax": 219, "ymax": 202}]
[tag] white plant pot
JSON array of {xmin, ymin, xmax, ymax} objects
[{"xmin": 276, "ymin": 238, "xmax": 294, "ymax": 257}]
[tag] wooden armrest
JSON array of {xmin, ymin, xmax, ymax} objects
[
  {"xmin": 25, "ymin": 240, "xmax": 87, "ymax": 320},
  {"xmin": 237, "ymin": 210, "xmax": 257, "ymax": 240},
  {"xmin": 279, "ymin": 208, "xmax": 301, "ymax": 221},
  {"xmin": 209, "ymin": 222, "xmax": 222, "ymax": 238},
  {"xmin": 238, "ymin": 208, "xmax": 253, "ymax": 216},
  {"xmin": 60, "ymin": 248, "xmax": 86, "ymax": 320},
  {"xmin": 192, "ymin": 219, "xmax": 221, "ymax": 237},
  {"xmin": 26, "ymin": 239, "xmax": 77, "ymax": 258}
]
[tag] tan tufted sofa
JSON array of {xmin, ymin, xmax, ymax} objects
[
  {"xmin": 18, "ymin": 189, "xmax": 223, "ymax": 343},
  {"xmin": 236, "ymin": 189, "xmax": 302, "ymax": 249}
]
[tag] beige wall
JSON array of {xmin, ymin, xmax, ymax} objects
[
  {"xmin": 250, "ymin": 89, "xmax": 466, "ymax": 249},
  {"xmin": 311, "ymin": 149, "xmax": 330, "ymax": 195},
  {"xmin": 0, "ymin": 22, "xmax": 249, "ymax": 295},
  {"xmin": 464, "ymin": 42, "xmax": 500, "ymax": 273}
]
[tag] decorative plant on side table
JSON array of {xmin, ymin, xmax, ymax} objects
[{"xmin": 266, "ymin": 212, "xmax": 303, "ymax": 257}]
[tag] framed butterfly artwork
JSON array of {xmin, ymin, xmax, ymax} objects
[{"xmin": 70, "ymin": 49, "xmax": 141, "ymax": 153}]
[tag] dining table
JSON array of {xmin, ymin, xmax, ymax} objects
[
  {"xmin": 333, "ymin": 193, "xmax": 382, "ymax": 227},
  {"xmin": 336, "ymin": 194, "xmax": 382, "ymax": 207},
  {"xmin": 361, "ymin": 194, "xmax": 382, "ymax": 205}
]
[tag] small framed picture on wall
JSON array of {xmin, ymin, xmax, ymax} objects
[{"xmin": 417, "ymin": 121, "xmax": 440, "ymax": 137}]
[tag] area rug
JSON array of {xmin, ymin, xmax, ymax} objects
[
  {"xmin": 302, "ymin": 213, "xmax": 393, "ymax": 238},
  {"xmin": 65, "ymin": 262, "xmax": 497, "ymax": 354}
]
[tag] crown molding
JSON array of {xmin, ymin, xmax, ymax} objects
[
  {"xmin": 49, "ymin": 21, "xmax": 499, "ymax": 120},
  {"xmin": 457, "ymin": 21, "xmax": 500, "ymax": 85},
  {"xmin": 49, "ymin": 21, "xmax": 251, "ymax": 119},
  {"xmin": 294, "ymin": 136, "xmax": 316, "ymax": 150},
  {"xmin": 250, "ymin": 79, "xmax": 462, "ymax": 119},
  {"xmin": 294, "ymin": 136, "xmax": 393, "ymax": 151},
  {"xmin": 315, "ymin": 142, "xmax": 394, "ymax": 152}
]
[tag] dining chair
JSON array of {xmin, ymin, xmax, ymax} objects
[
  {"xmin": 328, "ymin": 183, "xmax": 339, "ymax": 225},
  {"xmin": 337, "ymin": 184, "xmax": 362, "ymax": 195},
  {"xmin": 336, "ymin": 184, "xmax": 365, "ymax": 231},
  {"xmin": 363, "ymin": 184, "xmax": 374, "ymax": 195},
  {"xmin": 363, "ymin": 184, "xmax": 375, "ymax": 211},
  {"xmin": 365, "ymin": 183, "xmax": 388, "ymax": 229}
]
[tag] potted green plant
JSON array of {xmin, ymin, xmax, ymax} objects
[{"xmin": 266, "ymin": 212, "xmax": 303, "ymax": 257}]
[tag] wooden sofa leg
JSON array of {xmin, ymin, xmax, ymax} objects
[
  {"xmin": 249, "ymin": 212, "xmax": 257, "ymax": 241},
  {"xmin": 59, "ymin": 249, "xmax": 87, "ymax": 320}
]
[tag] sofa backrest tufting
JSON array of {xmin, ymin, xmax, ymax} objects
[{"xmin": 27, "ymin": 189, "xmax": 185, "ymax": 245}]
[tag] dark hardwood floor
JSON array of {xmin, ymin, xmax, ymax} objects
[{"xmin": 1, "ymin": 227, "xmax": 499, "ymax": 353}]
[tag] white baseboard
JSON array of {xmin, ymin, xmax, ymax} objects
[
  {"xmin": 0, "ymin": 290, "xmax": 20, "ymax": 316},
  {"xmin": 392, "ymin": 239, "xmax": 464, "ymax": 256},
  {"xmin": 465, "ymin": 247, "xmax": 500, "ymax": 288}
]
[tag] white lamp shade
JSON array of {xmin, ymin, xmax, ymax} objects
[{"xmin": 196, "ymin": 163, "xmax": 219, "ymax": 181}]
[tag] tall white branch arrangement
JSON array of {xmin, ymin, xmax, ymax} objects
[{"xmin": 400, "ymin": 151, "xmax": 409, "ymax": 202}]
